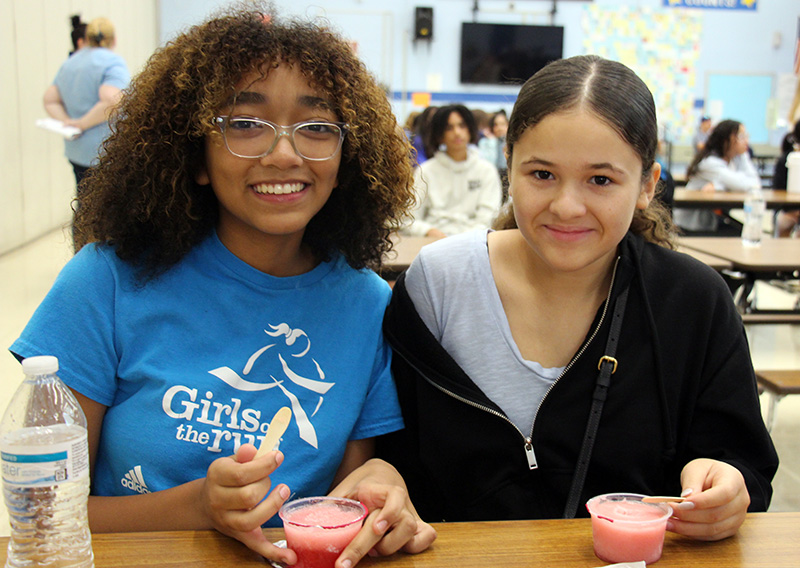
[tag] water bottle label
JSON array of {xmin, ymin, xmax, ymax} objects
[{"xmin": 1, "ymin": 431, "xmax": 89, "ymax": 487}]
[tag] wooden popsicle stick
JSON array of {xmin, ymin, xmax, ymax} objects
[
  {"xmin": 255, "ymin": 407, "xmax": 292, "ymax": 458},
  {"xmin": 642, "ymin": 496, "xmax": 685, "ymax": 503}
]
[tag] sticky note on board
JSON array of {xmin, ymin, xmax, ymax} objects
[{"xmin": 412, "ymin": 92, "xmax": 432, "ymax": 107}]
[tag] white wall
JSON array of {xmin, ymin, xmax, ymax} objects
[
  {"xmin": 159, "ymin": 1, "xmax": 800, "ymax": 135},
  {"xmin": 0, "ymin": 0, "xmax": 157, "ymax": 256},
  {"xmin": 3, "ymin": 0, "xmax": 799, "ymax": 254}
]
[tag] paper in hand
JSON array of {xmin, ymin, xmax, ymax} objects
[{"xmin": 36, "ymin": 118, "xmax": 81, "ymax": 140}]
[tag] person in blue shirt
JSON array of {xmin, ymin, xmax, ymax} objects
[
  {"xmin": 13, "ymin": 5, "xmax": 436, "ymax": 566},
  {"xmin": 43, "ymin": 17, "xmax": 130, "ymax": 189}
]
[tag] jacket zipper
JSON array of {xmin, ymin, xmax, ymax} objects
[
  {"xmin": 395, "ymin": 257, "xmax": 621, "ymax": 471},
  {"xmin": 524, "ymin": 257, "xmax": 621, "ymax": 468},
  {"xmin": 398, "ymin": 352, "xmax": 538, "ymax": 467}
]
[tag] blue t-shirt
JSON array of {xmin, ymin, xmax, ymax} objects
[
  {"xmin": 11, "ymin": 233, "xmax": 402, "ymax": 526},
  {"xmin": 53, "ymin": 47, "xmax": 130, "ymax": 167}
]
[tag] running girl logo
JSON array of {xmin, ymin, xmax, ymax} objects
[{"xmin": 162, "ymin": 322, "xmax": 333, "ymax": 454}]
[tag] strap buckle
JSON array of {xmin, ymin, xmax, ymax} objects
[{"xmin": 597, "ymin": 356, "xmax": 618, "ymax": 374}]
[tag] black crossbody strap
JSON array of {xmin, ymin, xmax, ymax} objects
[{"xmin": 562, "ymin": 285, "xmax": 629, "ymax": 518}]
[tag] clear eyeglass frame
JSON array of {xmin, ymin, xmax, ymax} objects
[{"xmin": 213, "ymin": 116, "xmax": 349, "ymax": 161}]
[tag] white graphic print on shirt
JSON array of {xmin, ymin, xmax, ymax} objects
[{"xmin": 161, "ymin": 322, "xmax": 332, "ymax": 454}]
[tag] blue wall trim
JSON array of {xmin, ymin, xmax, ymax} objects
[{"xmin": 391, "ymin": 91, "xmax": 518, "ymax": 104}]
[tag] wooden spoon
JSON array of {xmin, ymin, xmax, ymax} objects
[
  {"xmin": 641, "ymin": 496, "xmax": 685, "ymax": 503},
  {"xmin": 255, "ymin": 407, "xmax": 292, "ymax": 458}
]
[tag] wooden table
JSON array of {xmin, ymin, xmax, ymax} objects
[
  {"xmin": 673, "ymin": 189, "xmax": 800, "ymax": 209},
  {"xmin": 676, "ymin": 245, "xmax": 732, "ymax": 270},
  {"xmin": 1, "ymin": 513, "xmax": 796, "ymax": 567},
  {"xmin": 381, "ymin": 235, "xmax": 438, "ymax": 278},
  {"xmin": 678, "ymin": 237, "xmax": 800, "ymax": 273},
  {"xmin": 383, "ymin": 239, "xmax": 736, "ymax": 274},
  {"xmin": 380, "ymin": 237, "xmax": 736, "ymax": 278},
  {"xmin": 678, "ymin": 237, "xmax": 800, "ymax": 315}
]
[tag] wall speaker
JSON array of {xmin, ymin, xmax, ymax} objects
[{"xmin": 414, "ymin": 7, "xmax": 433, "ymax": 40}]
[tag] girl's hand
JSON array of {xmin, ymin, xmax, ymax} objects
[
  {"xmin": 330, "ymin": 459, "xmax": 437, "ymax": 568},
  {"xmin": 667, "ymin": 458, "xmax": 750, "ymax": 541},
  {"xmin": 202, "ymin": 444, "xmax": 295, "ymax": 563}
]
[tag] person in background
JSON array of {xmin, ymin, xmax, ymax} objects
[
  {"xmin": 404, "ymin": 111, "xmax": 421, "ymax": 138},
  {"xmin": 472, "ymin": 108, "xmax": 490, "ymax": 141},
  {"xmin": 673, "ymin": 120, "xmax": 760, "ymax": 236},
  {"xmin": 655, "ymin": 138, "xmax": 675, "ymax": 212},
  {"xmin": 43, "ymin": 17, "xmax": 130, "ymax": 192},
  {"xmin": 14, "ymin": 5, "xmax": 436, "ymax": 566},
  {"xmin": 69, "ymin": 14, "xmax": 87, "ymax": 56},
  {"xmin": 403, "ymin": 110, "xmax": 421, "ymax": 163},
  {"xmin": 693, "ymin": 116, "xmax": 712, "ymax": 152},
  {"xmin": 403, "ymin": 104, "xmax": 502, "ymax": 238},
  {"xmin": 379, "ymin": 55, "xmax": 776, "ymax": 541},
  {"xmin": 788, "ymin": 81, "xmax": 800, "ymax": 128},
  {"xmin": 772, "ymin": 120, "xmax": 800, "ymax": 237},
  {"xmin": 478, "ymin": 110, "xmax": 509, "ymax": 201},
  {"xmin": 409, "ymin": 106, "xmax": 437, "ymax": 166}
]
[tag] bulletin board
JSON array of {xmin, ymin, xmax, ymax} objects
[
  {"xmin": 706, "ymin": 74, "xmax": 773, "ymax": 144},
  {"xmin": 582, "ymin": 5, "xmax": 702, "ymax": 145}
]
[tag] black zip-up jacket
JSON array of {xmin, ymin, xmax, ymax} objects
[{"xmin": 377, "ymin": 232, "xmax": 778, "ymax": 522}]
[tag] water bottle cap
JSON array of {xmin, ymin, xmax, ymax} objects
[{"xmin": 21, "ymin": 355, "xmax": 59, "ymax": 375}]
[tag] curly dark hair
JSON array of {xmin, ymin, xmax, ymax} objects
[
  {"xmin": 430, "ymin": 104, "xmax": 479, "ymax": 147},
  {"xmin": 493, "ymin": 55, "xmax": 676, "ymax": 248},
  {"xmin": 74, "ymin": 2, "xmax": 414, "ymax": 280}
]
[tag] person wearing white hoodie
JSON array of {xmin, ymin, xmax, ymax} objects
[
  {"xmin": 404, "ymin": 105, "xmax": 502, "ymax": 238},
  {"xmin": 673, "ymin": 120, "xmax": 760, "ymax": 235}
]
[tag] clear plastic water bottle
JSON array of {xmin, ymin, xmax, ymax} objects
[
  {"xmin": 0, "ymin": 356, "xmax": 94, "ymax": 567},
  {"xmin": 741, "ymin": 186, "xmax": 765, "ymax": 247}
]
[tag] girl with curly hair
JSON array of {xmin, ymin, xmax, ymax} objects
[
  {"xmin": 12, "ymin": 4, "xmax": 436, "ymax": 565},
  {"xmin": 381, "ymin": 55, "xmax": 776, "ymax": 539}
]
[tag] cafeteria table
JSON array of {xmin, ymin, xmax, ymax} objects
[
  {"xmin": 673, "ymin": 189, "xmax": 800, "ymax": 209},
  {"xmin": 381, "ymin": 235, "xmax": 734, "ymax": 276},
  {"xmin": 380, "ymin": 234, "xmax": 438, "ymax": 278},
  {"xmin": 1, "ymin": 513, "xmax": 796, "ymax": 567},
  {"xmin": 678, "ymin": 237, "xmax": 800, "ymax": 314}
]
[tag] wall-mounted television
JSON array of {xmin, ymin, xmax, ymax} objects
[{"xmin": 460, "ymin": 22, "xmax": 564, "ymax": 85}]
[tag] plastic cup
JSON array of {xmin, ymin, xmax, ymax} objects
[
  {"xmin": 279, "ymin": 496, "xmax": 368, "ymax": 568},
  {"xmin": 585, "ymin": 493, "xmax": 672, "ymax": 565}
]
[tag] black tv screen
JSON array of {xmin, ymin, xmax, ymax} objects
[{"xmin": 460, "ymin": 22, "xmax": 564, "ymax": 85}]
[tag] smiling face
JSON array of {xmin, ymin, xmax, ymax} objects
[
  {"xmin": 508, "ymin": 108, "xmax": 658, "ymax": 277},
  {"xmin": 196, "ymin": 63, "xmax": 341, "ymax": 271}
]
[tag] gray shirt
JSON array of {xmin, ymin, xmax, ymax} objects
[{"xmin": 404, "ymin": 229, "xmax": 563, "ymax": 434}]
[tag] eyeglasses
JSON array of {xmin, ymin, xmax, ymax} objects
[{"xmin": 213, "ymin": 116, "xmax": 348, "ymax": 161}]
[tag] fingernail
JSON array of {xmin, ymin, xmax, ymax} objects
[
  {"xmin": 680, "ymin": 488, "xmax": 693, "ymax": 497},
  {"xmin": 340, "ymin": 560, "xmax": 352, "ymax": 568},
  {"xmin": 674, "ymin": 501, "xmax": 695, "ymax": 510},
  {"xmin": 666, "ymin": 521, "xmax": 675, "ymax": 531},
  {"xmin": 375, "ymin": 520, "xmax": 388, "ymax": 533},
  {"xmin": 368, "ymin": 549, "xmax": 379, "ymax": 557},
  {"xmin": 279, "ymin": 485, "xmax": 291, "ymax": 500},
  {"xmin": 275, "ymin": 451, "xmax": 284, "ymax": 466}
]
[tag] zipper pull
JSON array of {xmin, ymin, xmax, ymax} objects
[{"xmin": 524, "ymin": 438, "xmax": 538, "ymax": 470}]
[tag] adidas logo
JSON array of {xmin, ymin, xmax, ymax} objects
[{"xmin": 121, "ymin": 465, "xmax": 150, "ymax": 494}]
